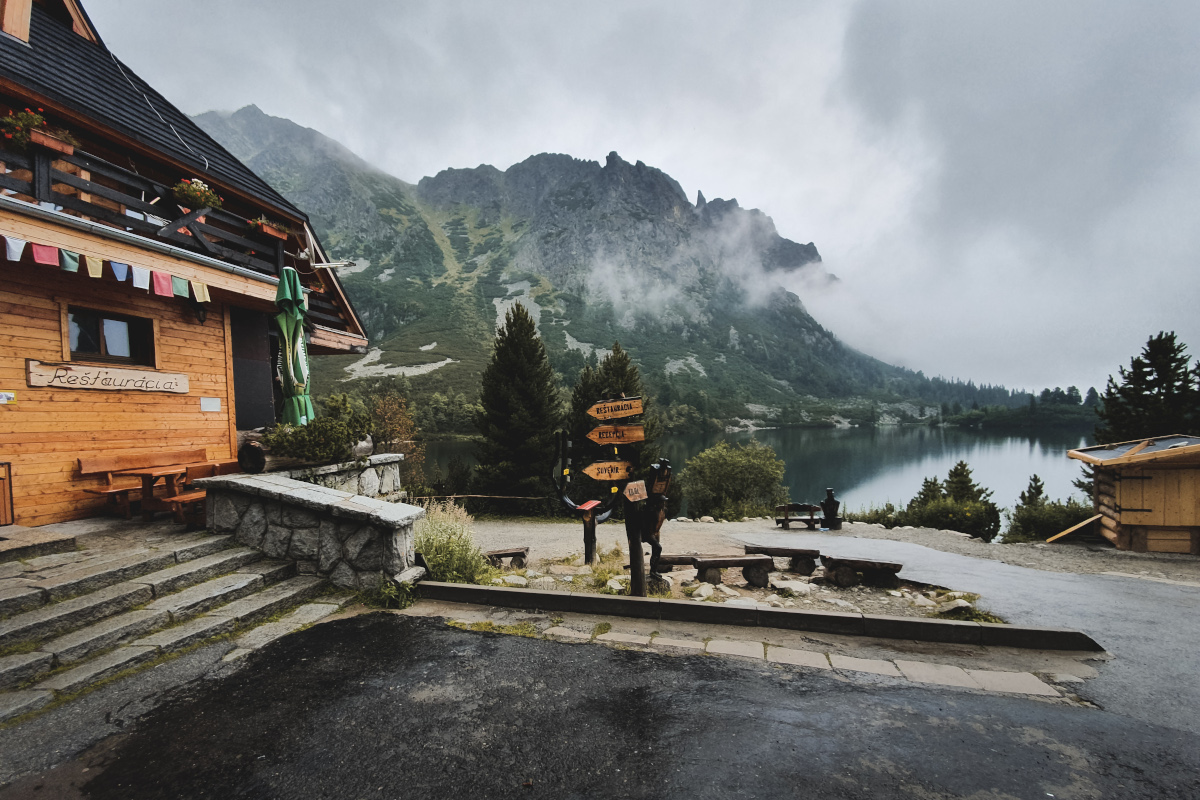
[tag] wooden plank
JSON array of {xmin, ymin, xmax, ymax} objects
[
  {"xmin": 586, "ymin": 397, "xmax": 643, "ymax": 421},
  {"xmin": 586, "ymin": 424, "xmax": 645, "ymax": 445},
  {"xmin": 222, "ymin": 304, "xmax": 238, "ymax": 458},
  {"xmin": 1047, "ymin": 514, "xmax": 1103, "ymax": 542},
  {"xmin": 580, "ymin": 461, "xmax": 632, "ymax": 481}
]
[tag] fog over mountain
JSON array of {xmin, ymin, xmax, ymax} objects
[{"xmin": 90, "ymin": 0, "xmax": 1200, "ymax": 391}]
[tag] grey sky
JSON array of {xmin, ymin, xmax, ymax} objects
[{"xmin": 86, "ymin": 0, "xmax": 1200, "ymax": 393}]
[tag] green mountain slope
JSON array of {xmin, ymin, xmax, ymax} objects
[{"xmin": 195, "ymin": 106, "xmax": 1003, "ymax": 429}]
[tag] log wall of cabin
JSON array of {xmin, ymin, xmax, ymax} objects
[
  {"xmin": 0, "ymin": 217, "xmax": 256, "ymax": 527},
  {"xmin": 1095, "ymin": 467, "xmax": 1121, "ymax": 546}
]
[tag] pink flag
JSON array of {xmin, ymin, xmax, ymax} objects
[
  {"xmin": 30, "ymin": 244, "xmax": 59, "ymax": 265},
  {"xmin": 152, "ymin": 271, "xmax": 173, "ymax": 296}
]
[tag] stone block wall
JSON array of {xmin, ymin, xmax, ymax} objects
[
  {"xmin": 279, "ymin": 454, "xmax": 405, "ymax": 502},
  {"xmin": 199, "ymin": 472, "xmax": 423, "ymax": 590}
]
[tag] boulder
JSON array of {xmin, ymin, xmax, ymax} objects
[
  {"xmin": 765, "ymin": 594, "xmax": 784, "ymax": 608},
  {"xmin": 911, "ymin": 594, "xmax": 937, "ymax": 608},
  {"xmin": 940, "ymin": 598, "xmax": 973, "ymax": 611},
  {"xmin": 503, "ymin": 575, "xmax": 529, "ymax": 587},
  {"xmin": 606, "ymin": 578, "xmax": 625, "ymax": 592},
  {"xmin": 716, "ymin": 584, "xmax": 740, "ymax": 598},
  {"xmin": 530, "ymin": 577, "xmax": 557, "ymax": 590},
  {"xmin": 394, "ymin": 566, "xmax": 426, "ymax": 585},
  {"xmin": 694, "ymin": 583, "xmax": 714, "ymax": 599},
  {"xmin": 700, "ymin": 516, "xmax": 716, "ymax": 523},
  {"xmin": 770, "ymin": 579, "xmax": 812, "ymax": 596}
]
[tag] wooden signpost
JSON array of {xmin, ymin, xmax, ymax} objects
[
  {"xmin": 581, "ymin": 461, "xmax": 633, "ymax": 481},
  {"xmin": 585, "ymin": 424, "xmax": 645, "ymax": 445},
  {"xmin": 623, "ymin": 480, "xmax": 648, "ymax": 502},
  {"xmin": 586, "ymin": 397, "xmax": 643, "ymax": 421}
]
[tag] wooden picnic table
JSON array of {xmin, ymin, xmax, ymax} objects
[{"xmin": 116, "ymin": 459, "xmax": 237, "ymax": 521}]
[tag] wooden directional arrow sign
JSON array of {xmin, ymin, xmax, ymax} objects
[
  {"xmin": 581, "ymin": 461, "xmax": 633, "ymax": 481},
  {"xmin": 586, "ymin": 424, "xmax": 646, "ymax": 445},
  {"xmin": 586, "ymin": 396, "xmax": 644, "ymax": 421}
]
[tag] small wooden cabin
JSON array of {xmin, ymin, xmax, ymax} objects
[
  {"xmin": 1068, "ymin": 435, "xmax": 1200, "ymax": 554},
  {"xmin": 0, "ymin": 0, "xmax": 368, "ymax": 526}
]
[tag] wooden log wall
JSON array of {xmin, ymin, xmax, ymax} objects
[
  {"xmin": 1095, "ymin": 468, "xmax": 1121, "ymax": 546},
  {"xmin": 0, "ymin": 215, "xmax": 256, "ymax": 527}
]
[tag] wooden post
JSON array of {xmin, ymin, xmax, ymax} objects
[
  {"xmin": 582, "ymin": 509, "xmax": 597, "ymax": 565},
  {"xmin": 624, "ymin": 497, "xmax": 647, "ymax": 597}
]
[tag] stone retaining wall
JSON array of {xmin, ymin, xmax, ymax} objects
[
  {"xmin": 199, "ymin": 473, "xmax": 423, "ymax": 590},
  {"xmin": 279, "ymin": 454, "xmax": 405, "ymax": 501}
]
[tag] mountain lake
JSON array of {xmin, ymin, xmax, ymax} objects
[{"xmin": 424, "ymin": 425, "xmax": 1093, "ymax": 513}]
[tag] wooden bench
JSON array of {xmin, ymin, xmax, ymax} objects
[
  {"xmin": 167, "ymin": 461, "xmax": 243, "ymax": 530},
  {"xmin": 743, "ymin": 546, "xmax": 821, "ymax": 576},
  {"xmin": 625, "ymin": 553, "xmax": 708, "ymax": 573},
  {"xmin": 819, "ymin": 555, "xmax": 903, "ymax": 588},
  {"xmin": 692, "ymin": 555, "xmax": 774, "ymax": 588},
  {"xmin": 775, "ymin": 503, "xmax": 822, "ymax": 530},
  {"xmin": 79, "ymin": 448, "xmax": 208, "ymax": 519},
  {"xmin": 486, "ymin": 547, "xmax": 529, "ymax": 569}
]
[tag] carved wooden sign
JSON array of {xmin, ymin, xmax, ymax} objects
[
  {"xmin": 586, "ymin": 397, "xmax": 644, "ymax": 421},
  {"xmin": 623, "ymin": 480, "xmax": 648, "ymax": 502},
  {"xmin": 581, "ymin": 461, "xmax": 633, "ymax": 481},
  {"xmin": 586, "ymin": 424, "xmax": 646, "ymax": 445},
  {"xmin": 26, "ymin": 361, "xmax": 189, "ymax": 394}
]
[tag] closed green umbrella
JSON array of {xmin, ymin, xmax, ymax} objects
[{"xmin": 275, "ymin": 266, "xmax": 315, "ymax": 426}]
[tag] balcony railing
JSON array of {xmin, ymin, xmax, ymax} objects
[{"xmin": 0, "ymin": 142, "xmax": 287, "ymax": 277}]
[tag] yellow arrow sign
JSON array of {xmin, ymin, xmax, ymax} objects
[
  {"xmin": 586, "ymin": 424, "xmax": 646, "ymax": 445},
  {"xmin": 581, "ymin": 461, "xmax": 633, "ymax": 481},
  {"xmin": 586, "ymin": 397, "xmax": 644, "ymax": 421}
]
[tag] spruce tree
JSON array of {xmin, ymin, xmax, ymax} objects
[
  {"xmin": 1095, "ymin": 332, "xmax": 1199, "ymax": 443},
  {"xmin": 1019, "ymin": 474, "xmax": 1046, "ymax": 507},
  {"xmin": 943, "ymin": 461, "xmax": 993, "ymax": 504},
  {"xmin": 474, "ymin": 303, "xmax": 562, "ymax": 509}
]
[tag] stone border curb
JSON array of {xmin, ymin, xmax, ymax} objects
[{"xmin": 416, "ymin": 582, "xmax": 1104, "ymax": 652}]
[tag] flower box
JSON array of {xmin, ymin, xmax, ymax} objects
[
  {"xmin": 29, "ymin": 129, "xmax": 74, "ymax": 156},
  {"xmin": 249, "ymin": 220, "xmax": 288, "ymax": 241}
]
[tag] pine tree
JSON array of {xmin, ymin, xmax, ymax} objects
[
  {"xmin": 943, "ymin": 461, "xmax": 993, "ymax": 504},
  {"xmin": 1019, "ymin": 474, "xmax": 1046, "ymax": 507},
  {"xmin": 1095, "ymin": 332, "xmax": 1199, "ymax": 443},
  {"xmin": 568, "ymin": 342, "xmax": 661, "ymax": 470},
  {"xmin": 474, "ymin": 303, "xmax": 562, "ymax": 509},
  {"xmin": 909, "ymin": 477, "xmax": 945, "ymax": 510}
]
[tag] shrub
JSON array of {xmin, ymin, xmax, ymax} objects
[
  {"xmin": 413, "ymin": 501, "xmax": 492, "ymax": 584},
  {"xmin": 1004, "ymin": 474, "xmax": 1095, "ymax": 543},
  {"xmin": 678, "ymin": 440, "xmax": 788, "ymax": 519},
  {"xmin": 843, "ymin": 503, "xmax": 898, "ymax": 526},
  {"xmin": 369, "ymin": 389, "xmax": 425, "ymax": 489},
  {"xmin": 905, "ymin": 497, "xmax": 1001, "ymax": 540},
  {"xmin": 263, "ymin": 393, "xmax": 371, "ymax": 464}
]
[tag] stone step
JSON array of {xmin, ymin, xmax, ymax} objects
[
  {"xmin": 0, "ymin": 650, "xmax": 54, "ymax": 691},
  {"xmin": 207, "ymin": 576, "xmax": 326, "ymax": 625},
  {"xmin": 132, "ymin": 614, "xmax": 238, "ymax": 654},
  {"xmin": 0, "ymin": 582, "xmax": 152, "ymax": 648},
  {"xmin": 33, "ymin": 644, "xmax": 158, "ymax": 696},
  {"xmin": 39, "ymin": 609, "xmax": 169, "ymax": 667},
  {"xmin": 134, "ymin": 548, "xmax": 262, "ymax": 598},
  {"xmin": 144, "ymin": 571, "xmax": 266, "ymax": 622},
  {"xmin": 0, "ymin": 689, "xmax": 54, "ymax": 723},
  {"xmin": 0, "ymin": 536, "xmax": 236, "ymax": 621}
]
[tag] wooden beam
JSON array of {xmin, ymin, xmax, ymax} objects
[{"xmin": 1047, "ymin": 514, "xmax": 1103, "ymax": 543}]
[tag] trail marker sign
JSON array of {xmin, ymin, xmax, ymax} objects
[
  {"xmin": 581, "ymin": 461, "xmax": 633, "ymax": 481},
  {"xmin": 623, "ymin": 480, "xmax": 648, "ymax": 502},
  {"xmin": 586, "ymin": 424, "xmax": 645, "ymax": 445},
  {"xmin": 586, "ymin": 397, "xmax": 643, "ymax": 421}
]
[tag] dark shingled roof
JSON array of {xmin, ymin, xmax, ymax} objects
[{"xmin": 0, "ymin": 5, "xmax": 305, "ymax": 220}]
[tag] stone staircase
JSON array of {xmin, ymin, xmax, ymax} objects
[{"xmin": 0, "ymin": 531, "xmax": 343, "ymax": 723}]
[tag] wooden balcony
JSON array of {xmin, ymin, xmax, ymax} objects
[{"xmin": 0, "ymin": 141, "xmax": 289, "ymax": 278}]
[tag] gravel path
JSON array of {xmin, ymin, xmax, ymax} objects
[{"xmin": 470, "ymin": 517, "xmax": 1200, "ymax": 585}]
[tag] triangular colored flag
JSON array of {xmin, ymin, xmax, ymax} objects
[
  {"xmin": 5, "ymin": 236, "xmax": 26, "ymax": 261},
  {"xmin": 84, "ymin": 255, "xmax": 103, "ymax": 278},
  {"xmin": 171, "ymin": 276, "xmax": 190, "ymax": 297},
  {"xmin": 152, "ymin": 270, "xmax": 173, "ymax": 296},
  {"xmin": 31, "ymin": 244, "xmax": 59, "ymax": 266},
  {"xmin": 59, "ymin": 250, "xmax": 80, "ymax": 273},
  {"xmin": 191, "ymin": 281, "xmax": 211, "ymax": 303},
  {"xmin": 131, "ymin": 266, "xmax": 150, "ymax": 290},
  {"xmin": 110, "ymin": 262, "xmax": 129, "ymax": 281}
]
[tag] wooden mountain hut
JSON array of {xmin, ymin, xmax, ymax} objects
[
  {"xmin": 1068, "ymin": 435, "xmax": 1200, "ymax": 554},
  {"xmin": 0, "ymin": 0, "xmax": 368, "ymax": 527}
]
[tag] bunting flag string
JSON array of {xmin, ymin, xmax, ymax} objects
[
  {"xmin": 1, "ymin": 232, "xmax": 213, "ymax": 304},
  {"xmin": 4, "ymin": 236, "xmax": 26, "ymax": 261},
  {"xmin": 31, "ymin": 244, "xmax": 59, "ymax": 266}
]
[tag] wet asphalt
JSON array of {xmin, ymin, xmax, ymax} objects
[
  {"xmin": 738, "ymin": 531, "xmax": 1200, "ymax": 736},
  {"xmin": 3, "ymin": 614, "xmax": 1198, "ymax": 800}
]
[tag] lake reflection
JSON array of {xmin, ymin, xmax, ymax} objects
[{"xmin": 425, "ymin": 426, "xmax": 1093, "ymax": 512}]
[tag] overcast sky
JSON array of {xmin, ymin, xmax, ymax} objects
[{"xmin": 86, "ymin": 0, "xmax": 1200, "ymax": 394}]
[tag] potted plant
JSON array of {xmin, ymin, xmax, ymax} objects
[
  {"xmin": 247, "ymin": 215, "xmax": 289, "ymax": 241},
  {"xmin": 0, "ymin": 107, "xmax": 77, "ymax": 155},
  {"xmin": 171, "ymin": 178, "xmax": 223, "ymax": 212}
]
